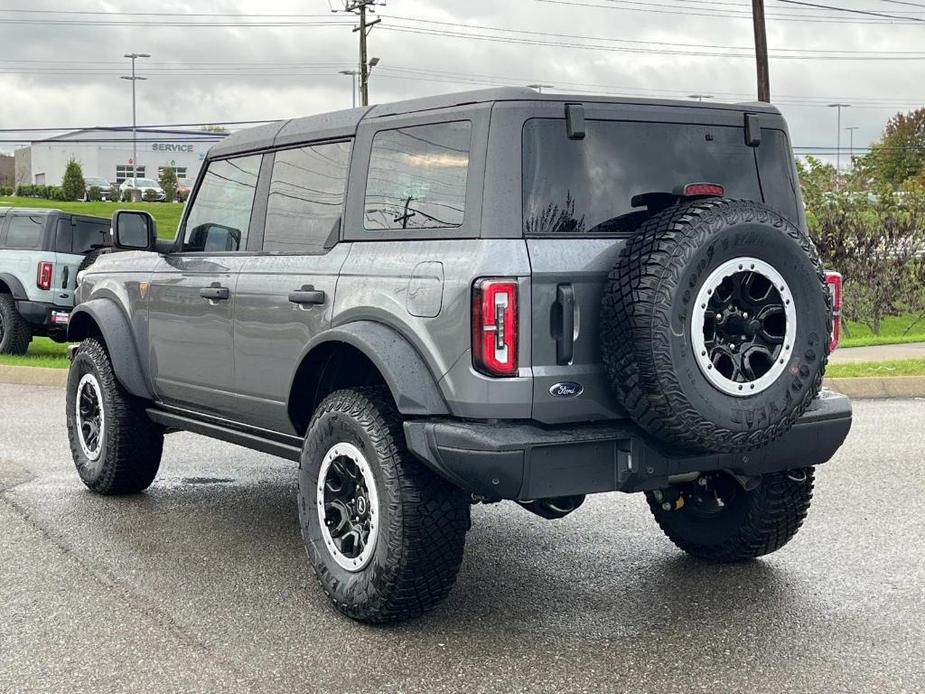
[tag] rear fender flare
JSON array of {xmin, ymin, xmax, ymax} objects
[
  {"xmin": 292, "ymin": 321, "xmax": 449, "ymax": 417},
  {"xmin": 0, "ymin": 273, "xmax": 28, "ymax": 300},
  {"xmin": 67, "ymin": 299, "xmax": 152, "ymax": 400}
]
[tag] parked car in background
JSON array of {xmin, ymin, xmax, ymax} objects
[
  {"xmin": 176, "ymin": 177, "xmax": 194, "ymax": 202},
  {"xmin": 119, "ymin": 177, "xmax": 165, "ymax": 201},
  {"xmin": 0, "ymin": 207, "xmax": 109, "ymax": 353},
  {"xmin": 83, "ymin": 176, "xmax": 114, "ymax": 201}
]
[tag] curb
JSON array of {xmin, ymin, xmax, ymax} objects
[
  {"xmin": 0, "ymin": 365, "xmax": 923, "ymax": 400},
  {"xmin": 824, "ymin": 376, "xmax": 925, "ymax": 400},
  {"xmin": 0, "ymin": 365, "xmax": 67, "ymax": 387}
]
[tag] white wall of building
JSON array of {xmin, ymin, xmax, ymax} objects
[{"xmin": 23, "ymin": 132, "xmax": 214, "ymax": 187}]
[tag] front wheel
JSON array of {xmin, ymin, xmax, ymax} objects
[
  {"xmin": 646, "ymin": 468, "xmax": 814, "ymax": 563},
  {"xmin": 298, "ymin": 387, "xmax": 470, "ymax": 623},
  {"xmin": 66, "ymin": 338, "xmax": 164, "ymax": 494}
]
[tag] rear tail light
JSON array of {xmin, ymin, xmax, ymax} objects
[
  {"xmin": 36, "ymin": 261, "xmax": 53, "ymax": 291},
  {"xmin": 826, "ymin": 272, "xmax": 842, "ymax": 352},
  {"xmin": 472, "ymin": 278, "xmax": 518, "ymax": 377},
  {"xmin": 682, "ymin": 182, "xmax": 725, "ymax": 197}
]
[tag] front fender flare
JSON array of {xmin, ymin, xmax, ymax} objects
[
  {"xmin": 68, "ymin": 299, "xmax": 153, "ymax": 400},
  {"xmin": 296, "ymin": 321, "xmax": 449, "ymax": 416}
]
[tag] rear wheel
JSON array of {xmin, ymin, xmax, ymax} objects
[
  {"xmin": 646, "ymin": 468, "xmax": 814, "ymax": 562},
  {"xmin": 0, "ymin": 293, "xmax": 32, "ymax": 355},
  {"xmin": 298, "ymin": 387, "xmax": 470, "ymax": 623},
  {"xmin": 66, "ymin": 338, "xmax": 163, "ymax": 494}
]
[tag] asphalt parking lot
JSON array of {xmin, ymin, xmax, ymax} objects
[{"xmin": 1, "ymin": 384, "xmax": 923, "ymax": 693}]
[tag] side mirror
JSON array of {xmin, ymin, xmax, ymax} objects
[{"xmin": 112, "ymin": 210, "xmax": 157, "ymax": 251}]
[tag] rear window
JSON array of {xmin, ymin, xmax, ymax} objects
[
  {"xmin": 522, "ymin": 119, "xmax": 796, "ymax": 235},
  {"xmin": 5, "ymin": 215, "xmax": 44, "ymax": 249}
]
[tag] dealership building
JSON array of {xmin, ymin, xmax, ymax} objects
[{"xmin": 13, "ymin": 128, "xmax": 224, "ymax": 188}]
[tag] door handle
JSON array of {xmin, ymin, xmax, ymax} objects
[
  {"xmin": 200, "ymin": 284, "xmax": 230, "ymax": 301},
  {"xmin": 554, "ymin": 284, "xmax": 576, "ymax": 365},
  {"xmin": 288, "ymin": 285, "xmax": 326, "ymax": 305}
]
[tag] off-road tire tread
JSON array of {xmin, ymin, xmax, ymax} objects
[
  {"xmin": 67, "ymin": 338, "xmax": 163, "ymax": 494},
  {"xmin": 300, "ymin": 387, "xmax": 469, "ymax": 623},
  {"xmin": 0, "ymin": 293, "xmax": 33, "ymax": 355},
  {"xmin": 601, "ymin": 198, "xmax": 831, "ymax": 452},
  {"xmin": 647, "ymin": 468, "xmax": 815, "ymax": 562}
]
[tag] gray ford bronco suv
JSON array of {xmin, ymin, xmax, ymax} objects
[
  {"xmin": 65, "ymin": 88, "xmax": 852, "ymax": 623},
  {"xmin": 0, "ymin": 208, "xmax": 109, "ymax": 354}
]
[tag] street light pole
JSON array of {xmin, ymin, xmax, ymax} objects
[
  {"xmin": 828, "ymin": 103, "xmax": 851, "ymax": 174},
  {"xmin": 845, "ymin": 126, "xmax": 860, "ymax": 169},
  {"xmin": 339, "ymin": 69, "xmax": 359, "ymax": 108},
  {"xmin": 121, "ymin": 52, "xmax": 150, "ymax": 185}
]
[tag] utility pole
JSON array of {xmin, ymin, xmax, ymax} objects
[
  {"xmin": 341, "ymin": 1, "xmax": 382, "ymax": 106},
  {"xmin": 752, "ymin": 0, "xmax": 770, "ymax": 102},
  {"xmin": 121, "ymin": 53, "xmax": 150, "ymax": 184},
  {"xmin": 845, "ymin": 126, "xmax": 860, "ymax": 169},
  {"xmin": 828, "ymin": 103, "xmax": 851, "ymax": 174}
]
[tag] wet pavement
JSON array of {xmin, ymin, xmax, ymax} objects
[{"xmin": 1, "ymin": 384, "xmax": 923, "ymax": 693}]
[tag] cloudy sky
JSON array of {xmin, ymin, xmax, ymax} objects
[{"xmin": 1, "ymin": 0, "xmax": 923, "ymax": 161}]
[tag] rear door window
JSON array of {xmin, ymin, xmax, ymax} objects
[
  {"xmin": 523, "ymin": 119, "xmax": 768, "ymax": 235},
  {"xmin": 6, "ymin": 215, "xmax": 44, "ymax": 249},
  {"xmin": 263, "ymin": 141, "xmax": 351, "ymax": 253},
  {"xmin": 364, "ymin": 121, "xmax": 471, "ymax": 231}
]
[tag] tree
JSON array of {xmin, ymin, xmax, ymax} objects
[
  {"xmin": 856, "ymin": 108, "xmax": 925, "ymax": 188},
  {"xmin": 61, "ymin": 159, "xmax": 86, "ymax": 201},
  {"xmin": 158, "ymin": 166, "xmax": 178, "ymax": 203},
  {"xmin": 805, "ymin": 180, "xmax": 925, "ymax": 335}
]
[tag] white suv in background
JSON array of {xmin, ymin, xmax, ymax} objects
[{"xmin": 119, "ymin": 177, "xmax": 166, "ymax": 201}]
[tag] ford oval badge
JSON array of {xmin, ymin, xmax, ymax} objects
[{"xmin": 549, "ymin": 382, "xmax": 584, "ymax": 399}]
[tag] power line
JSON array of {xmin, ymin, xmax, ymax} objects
[
  {"xmin": 536, "ymin": 0, "xmax": 925, "ymax": 23},
  {"xmin": 777, "ymin": 0, "xmax": 925, "ymax": 22},
  {"xmin": 378, "ymin": 22, "xmax": 925, "ymax": 59}
]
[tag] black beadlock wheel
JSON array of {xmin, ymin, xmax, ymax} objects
[
  {"xmin": 298, "ymin": 387, "xmax": 470, "ymax": 623},
  {"xmin": 66, "ymin": 338, "xmax": 164, "ymax": 495},
  {"xmin": 0, "ymin": 293, "xmax": 32, "ymax": 355},
  {"xmin": 600, "ymin": 198, "xmax": 832, "ymax": 453},
  {"xmin": 646, "ymin": 468, "xmax": 815, "ymax": 562}
]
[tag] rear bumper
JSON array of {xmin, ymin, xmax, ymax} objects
[
  {"xmin": 404, "ymin": 390, "xmax": 852, "ymax": 500},
  {"xmin": 15, "ymin": 300, "xmax": 71, "ymax": 330}
]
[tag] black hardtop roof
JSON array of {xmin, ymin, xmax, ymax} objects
[
  {"xmin": 207, "ymin": 87, "xmax": 782, "ymax": 159},
  {"xmin": 0, "ymin": 207, "xmax": 108, "ymax": 223}
]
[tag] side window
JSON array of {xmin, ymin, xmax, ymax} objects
[
  {"xmin": 364, "ymin": 121, "xmax": 471, "ymax": 231},
  {"xmin": 6, "ymin": 216, "xmax": 44, "ymax": 250},
  {"xmin": 263, "ymin": 141, "xmax": 351, "ymax": 254},
  {"xmin": 72, "ymin": 220, "xmax": 111, "ymax": 255},
  {"xmin": 183, "ymin": 155, "xmax": 261, "ymax": 253}
]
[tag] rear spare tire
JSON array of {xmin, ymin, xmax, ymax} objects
[{"xmin": 601, "ymin": 198, "xmax": 831, "ymax": 453}]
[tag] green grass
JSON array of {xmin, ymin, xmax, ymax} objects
[
  {"xmin": 0, "ymin": 195, "xmax": 183, "ymax": 239},
  {"xmin": 826, "ymin": 358, "xmax": 925, "ymax": 378},
  {"xmin": 0, "ymin": 337, "xmax": 69, "ymax": 369},
  {"xmin": 841, "ymin": 314, "xmax": 925, "ymax": 348}
]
